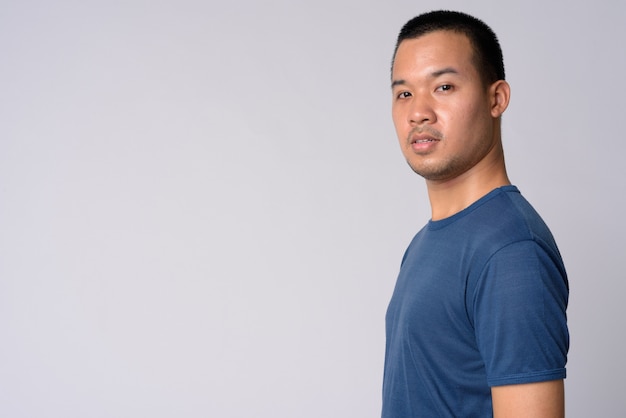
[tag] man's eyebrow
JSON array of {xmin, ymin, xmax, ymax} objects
[
  {"xmin": 432, "ymin": 67, "xmax": 459, "ymax": 77},
  {"xmin": 391, "ymin": 67, "xmax": 460, "ymax": 88}
]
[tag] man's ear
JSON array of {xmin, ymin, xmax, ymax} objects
[{"xmin": 490, "ymin": 80, "xmax": 510, "ymax": 118}]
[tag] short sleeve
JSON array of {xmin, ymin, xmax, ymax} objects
[{"xmin": 472, "ymin": 239, "xmax": 569, "ymax": 387}]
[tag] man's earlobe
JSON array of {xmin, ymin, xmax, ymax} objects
[{"xmin": 490, "ymin": 80, "xmax": 511, "ymax": 118}]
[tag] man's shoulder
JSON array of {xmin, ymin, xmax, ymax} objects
[
  {"xmin": 453, "ymin": 186, "xmax": 561, "ymax": 262},
  {"xmin": 440, "ymin": 186, "xmax": 536, "ymax": 241},
  {"xmin": 470, "ymin": 186, "xmax": 551, "ymax": 240}
]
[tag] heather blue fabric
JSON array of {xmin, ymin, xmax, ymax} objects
[{"xmin": 382, "ymin": 186, "xmax": 569, "ymax": 418}]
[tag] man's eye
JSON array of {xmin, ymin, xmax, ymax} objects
[
  {"xmin": 396, "ymin": 91, "xmax": 412, "ymax": 99},
  {"xmin": 437, "ymin": 84, "xmax": 453, "ymax": 92}
]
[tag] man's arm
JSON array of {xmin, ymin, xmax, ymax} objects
[{"xmin": 491, "ymin": 380, "xmax": 564, "ymax": 418}]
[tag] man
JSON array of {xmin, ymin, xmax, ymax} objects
[{"xmin": 382, "ymin": 10, "xmax": 569, "ymax": 418}]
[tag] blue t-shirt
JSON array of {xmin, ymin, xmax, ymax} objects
[{"xmin": 382, "ymin": 186, "xmax": 569, "ymax": 417}]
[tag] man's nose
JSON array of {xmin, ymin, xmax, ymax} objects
[{"xmin": 408, "ymin": 95, "xmax": 436, "ymax": 125}]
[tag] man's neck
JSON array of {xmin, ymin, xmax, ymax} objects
[{"xmin": 426, "ymin": 158, "xmax": 510, "ymax": 221}]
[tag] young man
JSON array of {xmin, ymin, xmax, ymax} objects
[{"xmin": 382, "ymin": 11, "xmax": 569, "ymax": 417}]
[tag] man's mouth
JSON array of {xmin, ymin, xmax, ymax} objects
[
  {"xmin": 408, "ymin": 128, "xmax": 443, "ymax": 145},
  {"xmin": 410, "ymin": 135, "xmax": 440, "ymax": 144}
]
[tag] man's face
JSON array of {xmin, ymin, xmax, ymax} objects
[{"xmin": 391, "ymin": 30, "xmax": 500, "ymax": 182}]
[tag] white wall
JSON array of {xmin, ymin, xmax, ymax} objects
[{"xmin": 1, "ymin": 0, "xmax": 624, "ymax": 416}]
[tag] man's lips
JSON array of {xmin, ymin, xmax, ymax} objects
[
  {"xmin": 407, "ymin": 128, "xmax": 443, "ymax": 146},
  {"xmin": 407, "ymin": 129, "xmax": 443, "ymax": 153},
  {"xmin": 410, "ymin": 135, "xmax": 439, "ymax": 144}
]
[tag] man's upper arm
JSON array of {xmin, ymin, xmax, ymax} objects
[{"xmin": 491, "ymin": 380, "xmax": 564, "ymax": 418}]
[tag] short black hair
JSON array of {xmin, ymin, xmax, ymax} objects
[{"xmin": 392, "ymin": 10, "xmax": 505, "ymax": 86}]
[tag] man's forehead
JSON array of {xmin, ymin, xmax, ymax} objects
[
  {"xmin": 396, "ymin": 31, "xmax": 472, "ymax": 56},
  {"xmin": 392, "ymin": 31, "xmax": 475, "ymax": 75}
]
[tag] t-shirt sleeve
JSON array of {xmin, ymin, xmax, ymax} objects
[{"xmin": 472, "ymin": 239, "xmax": 569, "ymax": 387}]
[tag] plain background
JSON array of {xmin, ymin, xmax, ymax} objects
[{"xmin": 1, "ymin": 0, "xmax": 624, "ymax": 416}]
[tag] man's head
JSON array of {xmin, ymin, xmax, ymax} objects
[
  {"xmin": 392, "ymin": 10, "xmax": 505, "ymax": 88},
  {"xmin": 390, "ymin": 11, "xmax": 511, "ymax": 183}
]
